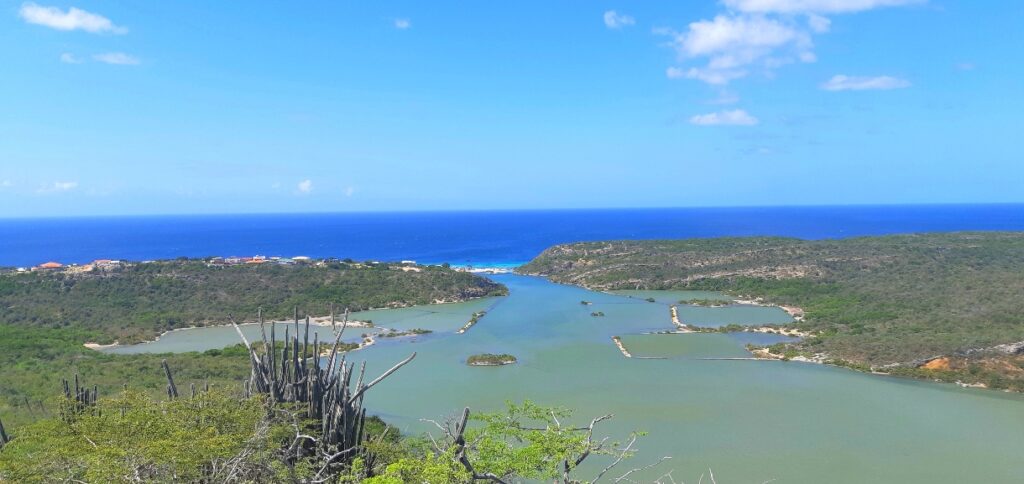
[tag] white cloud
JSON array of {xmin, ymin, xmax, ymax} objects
[
  {"xmin": 722, "ymin": 0, "xmax": 923, "ymax": 14},
  {"xmin": 0, "ymin": 180, "xmax": 12, "ymax": 189},
  {"xmin": 19, "ymin": 3, "xmax": 126, "ymax": 34},
  {"xmin": 603, "ymin": 10, "xmax": 635, "ymax": 29},
  {"xmin": 955, "ymin": 62, "xmax": 975, "ymax": 71},
  {"xmin": 821, "ymin": 74, "xmax": 910, "ymax": 90},
  {"xmin": 394, "ymin": 18, "xmax": 411, "ymax": 29},
  {"xmin": 662, "ymin": 0, "xmax": 919, "ymax": 85},
  {"xmin": 344, "ymin": 186, "xmax": 355, "ymax": 197},
  {"xmin": 661, "ymin": 15, "xmax": 814, "ymax": 85},
  {"xmin": 59, "ymin": 52, "xmax": 83, "ymax": 64},
  {"xmin": 93, "ymin": 52, "xmax": 139, "ymax": 65},
  {"xmin": 37, "ymin": 180, "xmax": 78, "ymax": 193},
  {"xmin": 689, "ymin": 109, "xmax": 759, "ymax": 126},
  {"xmin": 807, "ymin": 13, "xmax": 831, "ymax": 33},
  {"xmin": 297, "ymin": 179, "xmax": 313, "ymax": 194}
]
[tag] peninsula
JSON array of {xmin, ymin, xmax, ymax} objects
[
  {"xmin": 518, "ymin": 232, "xmax": 1024, "ymax": 391},
  {"xmin": 0, "ymin": 257, "xmax": 507, "ymax": 427},
  {"xmin": 0, "ymin": 257, "xmax": 507, "ymax": 344}
]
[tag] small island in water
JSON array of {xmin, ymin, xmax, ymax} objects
[{"xmin": 466, "ymin": 353, "xmax": 517, "ymax": 366}]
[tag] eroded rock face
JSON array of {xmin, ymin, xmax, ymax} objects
[{"xmin": 992, "ymin": 341, "xmax": 1024, "ymax": 355}]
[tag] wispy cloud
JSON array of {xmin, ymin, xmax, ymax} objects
[
  {"xmin": 394, "ymin": 18, "xmax": 411, "ymax": 29},
  {"xmin": 37, "ymin": 180, "xmax": 78, "ymax": 193},
  {"xmin": 807, "ymin": 13, "xmax": 831, "ymax": 33},
  {"xmin": 93, "ymin": 52, "xmax": 140, "ymax": 65},
  {"xmin": 19, "ymin": 2, "xmax": 126, "ymax": 34},
  {"xmin": 955, "ymin": 62, "xmax": 975, "ymax": 71},
  {"xmin": 690, "ymin": 109, "xmax": 759, "ymax": 126},
  {"xmin": 821, "ymin": 74, "xmax": 910, "ymax": 91},
  {"xmin": 722, "ymin": 0, "xmax": 924, "ymax": 14},
  {"xmin": 0, "ymin": 180, "xmax": 12, "ymax": 189},
  {"xmin": 660, "ymin": 15, "xmax": 813, "ymax": 85},
  {"xmin": 661, "ymin": 0, "xmax": 920, "ymax": 85},
  {"xmin": 708, "ymin": 91, "xmax": 741, "ymax": 105},
  {"xmin": 344, "ymin": 186, "xmax": 356, "ymax": 197},
  {"xmin": 603, "ymin": 10, "xmax": 635, "ymax": 29},
  {"xmin": 59, "ymin": 52, "xmax": 83, "ymax": 64},
  {"xmin": 297, "ymin": 179, "xmax": 313, "ymax": 194}
]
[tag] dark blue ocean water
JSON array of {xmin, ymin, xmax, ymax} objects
[{"xmin": 2, "ymin": 205, "xmax": 1023, "ymax": 268}]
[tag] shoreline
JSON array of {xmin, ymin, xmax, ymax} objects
[
  {"xmin": 668, "ymin": 305, "xmax": 695, "ymax": 333},
  {"xmin": 611, "ymin": 336, "xmax": 632, "ymax": 358},
  {"xmin": 83, "ymin": 295, "xmax": 499, "ymax": 351},
  {"xmin": 85, "ymin": 318, "xmax": 374, "ymax": 352}
]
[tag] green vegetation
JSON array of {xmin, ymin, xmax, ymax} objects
[
  {"xmin": 0, "ymin": 259, "xmax": 507, "ymax": 344},
  {"xmin": 519, "ymin": 233, "xmax": 1024, "ymax": 390},
  {"xmin": 459, "ymin": 310, "xmax": 488, "ymax": 333},
  {"xmin": 0, "ymin": 324, "xmax": 252, "ymax": 428},
  {"xmin": 591, "ymin": 311, "xmax": 606, "ymax": 317},
  {"xmin": 679, "ymin": 298, "xmax": 731, "ymax": 307},
  {"xmin": 378, "ymin": 328, "xmax": 432, "ymax": 338},
  {"xmin": 0, "ymin": 259, "xmax": 507, "ymax": 427},
  {"xmin": 466, "ymin": 354, "xmax": 517, "ymax": 366},
  {"xmin": 0, "ymin": 390, "xmax": 274, "ymax": 482},
  {"xmin": 692, "ymin": 323, "xmax": 747, "ymax": 333},
  {"xmin": 0, "ymin": 386, "xmax": 647, "ymax": 482}
]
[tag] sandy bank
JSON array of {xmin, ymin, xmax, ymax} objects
[
  {"xmin": 669, "ymin": 305, "xmax": 695, "ymax": 333},
  {"xmin": 612, "ymin": 336, "xmax": 632, "ymax": 358},
  {"xmin": 84, "ymin": 317, "xmax": 374, "ymax": 352}
]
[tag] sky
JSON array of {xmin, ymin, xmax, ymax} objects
[{"xmin": 1, "ymin": 0, "xmax": 1022, "ymax": 217}]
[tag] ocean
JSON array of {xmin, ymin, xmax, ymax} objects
[{"xmin": 2, "ymin": 204, "xmax": 1023, "ymax": 268}]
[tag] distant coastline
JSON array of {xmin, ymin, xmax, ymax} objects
[{"xmin": 3, "ymin": 205, "xmax": 1024, "ymax": 268}]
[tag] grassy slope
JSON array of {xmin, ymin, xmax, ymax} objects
[
  {"xmin": 0, "ymin": 259, "xmax": 507, "ymax": 427},
  {"xmin": 518, "ymin": 232, "xmax": 1024, "ymax": 389}
]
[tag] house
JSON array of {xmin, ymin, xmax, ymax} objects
[
  {"xmin": 33, "ymin": 261, "xmax": 63, "ymax": 271},
  {"xmin": 66, "ymin": 264, "xmax": 95, "ymax": 274}
]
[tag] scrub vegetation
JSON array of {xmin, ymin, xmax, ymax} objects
[
  {"xmin": 0, "ymin": 320, "xmax": 657, "ymax": 483},
  {"xmin": 0, "ymin": 259, "xmax": 508, "ymax": 344},
  {"xmin": 466, "ymin": 353, "xmax": 518, "ymax": 366},
  {"xmin": 0, "ymin": 260, "xmax": 506, "ymax": 427},
  {"xmin": 519, "ymin": 232, "xmax": 1024, "ymax": 390}
]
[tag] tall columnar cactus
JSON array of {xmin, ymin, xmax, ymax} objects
[{"xmin": 231, "ymin": 307, "xmax": 415, "ymax": 475}]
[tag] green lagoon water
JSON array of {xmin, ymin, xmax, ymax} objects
[{"xmin": 108, "ymin": 274, "xmax": 1024, "ymax": 483}]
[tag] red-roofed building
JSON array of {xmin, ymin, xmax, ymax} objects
[{"xmin": 34, "ymin": 261, "xmax": 63, "ymax": 270}]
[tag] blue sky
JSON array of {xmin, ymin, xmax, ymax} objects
[{"xmin": 1, "ymin": 0, "xmax": 1021, "ymax": 217}]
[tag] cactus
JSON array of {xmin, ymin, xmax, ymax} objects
[{"xmin": 231, "ymin": 307, "xmax": 415, "ymax": 474}]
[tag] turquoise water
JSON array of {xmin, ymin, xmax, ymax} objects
[{"xmin": 108, "ymin": 274, "xmax": 1024, "ymax": 482}]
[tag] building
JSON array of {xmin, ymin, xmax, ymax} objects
[{"xmin": 33, "ymin": 261, "xmax": 63, "ymax": 271}]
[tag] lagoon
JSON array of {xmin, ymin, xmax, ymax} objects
[{"xmin": 108, "ymin": 274, "xmax": 1024, "ymax": 483}]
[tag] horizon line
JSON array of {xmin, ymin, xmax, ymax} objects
[{"xmin": 3, "ymin": 201, "xmax": 1024, "ymax": 221}]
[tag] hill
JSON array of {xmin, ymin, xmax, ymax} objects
[
  {"xmin": 518, "ymin": 232, "xmax": 1024, "ymax": 390},
  {"xmin": 0, "ymin": 259, "xmax": 507, "ymax": 344},
  {"xmin": 0, "ymin": 258, "xmax": 506, "ymax": 426}
]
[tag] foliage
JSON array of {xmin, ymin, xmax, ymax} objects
[
  {"xmin": 0, "ymin": 324, "xmax": 251, "ymax": 429},
  {"xmin": 378, "ymin": 328, "xmax": 432, "ymax": 338},
  {"xmin": 466, "ymin": 354, "xmax": 517, "ymax": 366},
  {"xmin": 679, "ymin": 298, "xmax": 730, "ymax": 307},
  {"xmin": 0, "ymin": 390, "xmax": 275, "ymax": 483},
  {"xmin": 0, "ymin": 385, "xmax": 651, "ymax": 483},
  {"xmin": 519, "ymin": 232, "xmax": 1024, "ymax": 388},
  {"xmin": 0, "ymin": 259, "xmax": 507, "ymax": 343}
]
